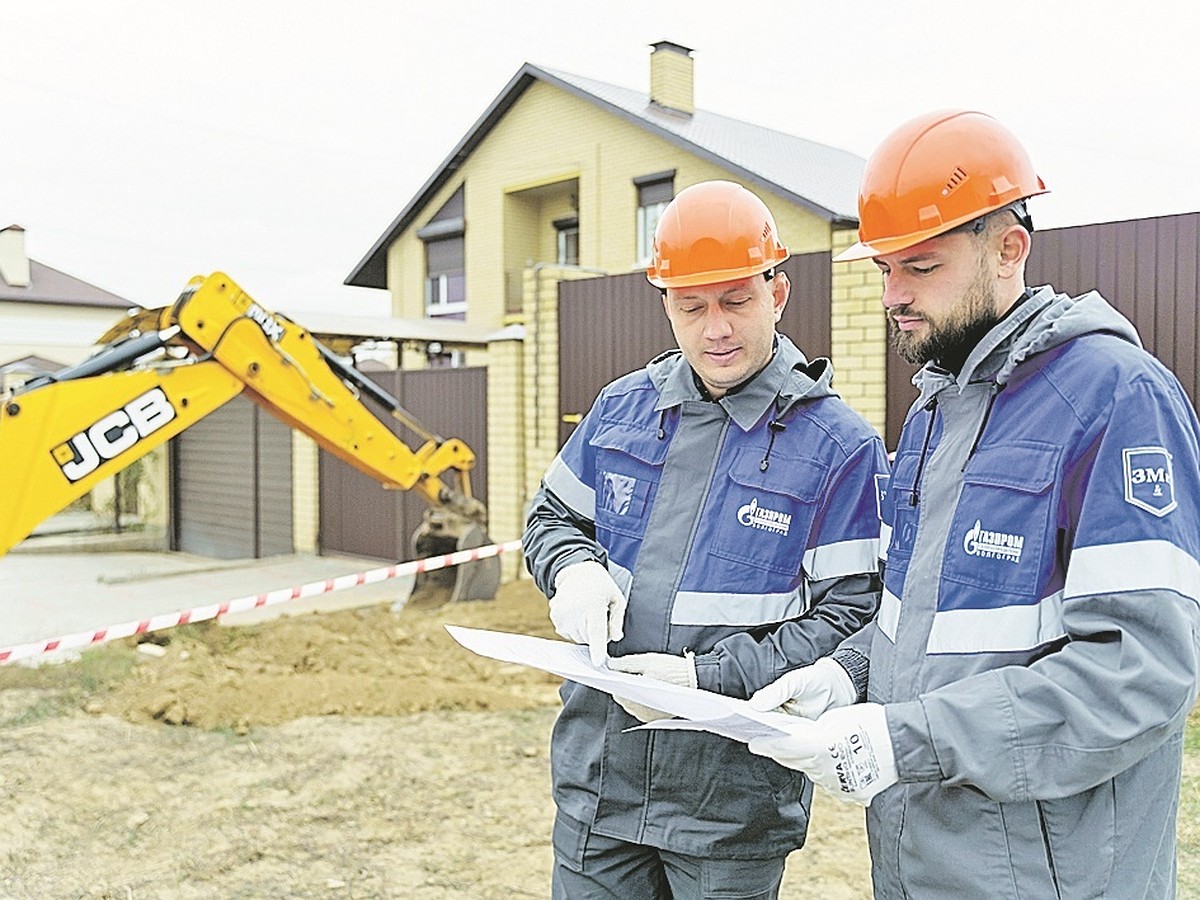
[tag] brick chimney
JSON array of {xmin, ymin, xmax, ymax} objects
[
  {"xmin": 0, "ymin": 225, "xmax": 31, "ymax": 288},
  {"xmin": 649, "ymin": 41, "xmax": 694, "ymax": 116}
]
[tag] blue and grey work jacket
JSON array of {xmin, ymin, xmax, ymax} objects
[
  {"xmin": 524, "ymin": 334, "xmax": 888, "ymax": 859},
  {"xmin": 834, "ymin": 287, "xmax": 1200, "ymax": 898}
]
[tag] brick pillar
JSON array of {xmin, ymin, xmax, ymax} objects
[
  {"xmin": 291, "ymin": 432, "xmax": 320, "ymax": 553},
  {"xmin": 830, "ymin": 229, "xmax": 887, "ymax": 436},
  {"xmin": 485, "ymin": 337, "xmax": 525, "ymax": 582}
]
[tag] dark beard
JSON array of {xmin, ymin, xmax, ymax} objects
[
  {"xmin": 888, "ymin": 307, "xmax": 1000, "ymax": 372},
  {"xmin": 888, "ymin": 269, "xmax": 1001, "ymax": 372}
]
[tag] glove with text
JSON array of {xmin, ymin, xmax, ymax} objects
[
  {"xmin": 748, "ymin": 703, "xmax": 898, "ymax": 807},
  {"xmin": 549, "ymin": 561, "xmax": 627, "ymax": 666},
  {"xmin": 748, "ymin": 657, "xmax": 857, "ymax": 719}
]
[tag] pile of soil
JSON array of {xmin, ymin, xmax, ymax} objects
[{"xmin": 101, "ymin": 578, "xmax": 563, "ymax": 730}]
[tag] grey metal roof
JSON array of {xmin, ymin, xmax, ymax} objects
[
  {"xmin": 0, "ymin": 354, "xmax": 66, "ymax": 374},
  {"xmin": 346, "ymin": 63, "xmax": 865, "ymax": 289},
  {"xmin": 540, "ymin": 67, "xmax": 864, "ymax": 223},
  {"xmin": 0, "ymin": 259, "xmax": 135, "ymax": 308}
]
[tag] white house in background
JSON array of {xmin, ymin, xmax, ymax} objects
[
  {"xmin": 0, "ymin": 224, "xmax": 164, "ymax": 544},
  {"xmin": 0, "ymin": 224, "xmax": 134, "ymax": 386}
]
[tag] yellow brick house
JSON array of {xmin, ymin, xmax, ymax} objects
[{"xmin": 346, "ymin": 41, "xmax": 886, "ymax": 577}]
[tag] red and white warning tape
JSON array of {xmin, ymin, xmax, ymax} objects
[{"xmin": 0, "ymin": 539, "xmax": 522, "ymax": 665}]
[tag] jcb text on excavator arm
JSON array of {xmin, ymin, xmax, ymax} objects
[{"xmin": 0, "ymin": 272, "xmax": 498, "ymax": 602}]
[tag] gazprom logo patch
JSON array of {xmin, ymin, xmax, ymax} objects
[
  {"xmin": 737, "ymin": 497, "xmax": 791, "ymax": 535},
  {"xmin": 1123, "ymin": 446, "xmax": 1176, "ymax": 517},
  {"xmin": 962, "ymin": 520, "xmax": 1024, "ymax": 563}
]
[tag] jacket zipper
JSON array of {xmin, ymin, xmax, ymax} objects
[
  {"xmin": 673, "ymin": 415, "xmax": 730, "ymax": 599},
  {"xmin": 962, "ymin": 382, "xmax": 1003, "ymax": 470},
  {"xmin": 909, "ymin": 397, "xmax": 938, "ymax": 506},
  {"xmin": 639, "ymin": 413, "xmax": 729, "ymax": 832}
]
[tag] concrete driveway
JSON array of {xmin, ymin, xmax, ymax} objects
[{"xmin": 0, "ymin": 542, "xmax": 414, "ymax": 657}]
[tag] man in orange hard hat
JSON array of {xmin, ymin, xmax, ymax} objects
[
  {"xmin": 748, "ymin": 109, "xmax": 1200, "ymax": 898},
  {"xmin": 524, "ymin": 180, "xmax": 889, "ymax": 898}
]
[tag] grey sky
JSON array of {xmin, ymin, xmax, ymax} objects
[{"xmin": 4, "ymin": 0, "xmax": 1198, "ymax": 317}]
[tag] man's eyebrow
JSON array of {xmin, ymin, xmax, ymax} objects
[
  {"xmin": 896, "ymin": 252, "xmax": 940, "ymax": 265},
  {"xmin": 718, "ymin": 286, "xmax": 753, "ymax": 298}
]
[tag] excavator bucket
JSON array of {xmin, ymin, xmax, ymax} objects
[{"xmin": 407, "ymin": 507, "xmax": 501, "ymax": 608}]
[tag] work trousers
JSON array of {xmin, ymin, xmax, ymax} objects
[{"xmin": 551, "ymin": 813, "xmax": 786, "ymax": 899}]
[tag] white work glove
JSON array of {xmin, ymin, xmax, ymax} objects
[
  {"xmin": 612, "ymin": 696, "xmax": 674, "ymax": 723},
  {"xmin": 608, "ymin": 651, "xmax": 698, "ymax": 688},
  {"xmin": 608, "ymin": 652, "xmax": 697, "ymax": 724},
  {"xmin": 748, "ymin": 657, "xmax": 857, "ymax": 719},
  {"xmin": 748, "ymin": 704, "xmax": 898, "ymax": 807},
  {"xmin": 550, "ymin": 561, "xmax": 627, "ymax": 665}
]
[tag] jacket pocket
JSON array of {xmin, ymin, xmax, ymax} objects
[
  {"xmin": 1036, "ymin": 783, "xmax": 1116, "ymax": 899},
  {"xmin": 591, "ymin": 421, "xmax": 668, "ymax": 539},
  {"xmin": 941, "ymin": 441, "xmax": 1060, "ymax": 600},
  {"xmin": 551, "ymin": 810, "xmax": 589, "ymax": 873},
  {"xmin": 881, "ymin": 449, "xmax": 921, "ymax": 567},
  {"xmin": 878, "ymin": 450, "xmax": 920, "ymax": 644},
  {"xmin": 709, "ymin": 448, "xmax": 823, "ymax": 577},
  {"xmin": 648, "ymin": 727, "xmax": 810, "ymax": 832},
  {"xmin": 893, "ymin": 786, "xmax": 1022, "ymax": 897}
]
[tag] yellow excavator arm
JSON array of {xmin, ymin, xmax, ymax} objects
[{"xmin": 0, "ymin": 272, "xmax": 497, "ymax": 601}]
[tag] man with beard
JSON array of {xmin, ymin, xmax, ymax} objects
[{"xmin": 746, "ymin": 109, "xmax": 1200, "ymax": 899}]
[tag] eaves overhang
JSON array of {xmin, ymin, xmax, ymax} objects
[{"xmin": 344, "ymin": 65, "xmax": 544, "ymax": 290}]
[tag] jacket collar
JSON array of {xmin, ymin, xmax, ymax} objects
[
  {"xmin": 915, "ymin": 284, "xmax": 1143, "ymax": 403},
  {"xmin": 649, "ymin": 334, "xmax": 834, "ymax": 431},
  {"xmin": 916, "ymin": 286, "xmax": 1056, "ymax": 402}
]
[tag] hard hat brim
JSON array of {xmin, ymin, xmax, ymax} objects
[
  {"xmin": 647, "ymin": 253, "xmax": 789, "ymax": 289},
  {"xmin": 834, "ymin": 188, "xmax": 1049, "ymax": 264}
]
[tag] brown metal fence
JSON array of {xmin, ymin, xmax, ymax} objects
[
  {"xmin": 885, "ymin": 211, "xmax": 1200, "ymax": 450},
  {"xmin": 318, "ymin": 367, "xmax": 488, "ymax": 561},
  {"xmin": 558, "ymin": 252, "xmax": 832, "ymax": 446}
]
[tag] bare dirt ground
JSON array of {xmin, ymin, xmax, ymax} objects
[{"xmin": 0, "ymin": 577, "xmax": 870, "ymax": 898}]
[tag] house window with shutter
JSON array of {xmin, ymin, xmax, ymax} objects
[
  {"xmin": 419, "ymin": 186, "xmax": 466, "ymax": 319},
  {"xmin": 555, "ymin": 216, "xmax": 579, "ymax": 266},
  {"xmin": 634, "ymin": 171, "xmax": 675, "ymax": 266}
]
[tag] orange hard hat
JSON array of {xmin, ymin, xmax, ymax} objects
[
  {"xmin": 647, "ymin": 180, "xmax": 790, "ymax": 288},
  {"xmin": 835, "ymin": 109, "xmax": 1048, "ymax": 262}
]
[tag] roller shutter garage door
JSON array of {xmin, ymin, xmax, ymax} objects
[{"xmin": 172, "ymin": 396, "xmax": 293, "ymax": 558}]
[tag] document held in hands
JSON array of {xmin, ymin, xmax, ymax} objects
[{"xmin": 445, "ymin": 625, "xmax": 802, "ymax": 743}]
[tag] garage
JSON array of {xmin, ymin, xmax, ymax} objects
[{"xmin": 171, "ymin": 395, "xmax": 293, "ymax": 559}]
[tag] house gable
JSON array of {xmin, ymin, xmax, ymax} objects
[
  {"xmin": 346, "ymin": 60, "xmax": 864, "ymax": 296},
  {"xmin": 0, "ymin": 229, "xmax": 137, "ymax": 366},
  {"xmin": 369, "ymin": 76, "xmax": 844, "ymax": 332}
]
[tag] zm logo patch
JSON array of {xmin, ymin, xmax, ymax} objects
[
  {"xmin": 51, "ymin": 387, "xmax": 177, "ymax": 483},
  {"xmin": 1123, "ymin": 446, "xmax": 1176, "ymax": 516}
]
